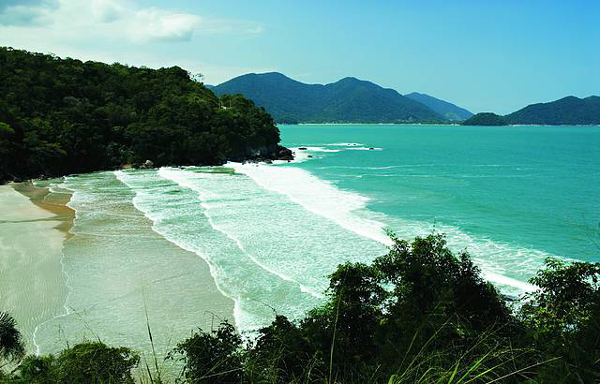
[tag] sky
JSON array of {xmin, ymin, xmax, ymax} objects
[{"xmin": 0, "ymin": 0, "xmax": 598, "ymax": 114}]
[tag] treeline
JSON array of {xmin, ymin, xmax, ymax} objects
[
  {"xmin": 1, "ymin": 234, "xmax": 599, "ymax": 383},
  {"xmin": 0, "ymin": 47, "xmax": 289, "ymax": 184}
]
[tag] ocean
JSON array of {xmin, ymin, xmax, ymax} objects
[{"xmin": 30, "ymin": 124, "xmax": 600, "ymax": 356}]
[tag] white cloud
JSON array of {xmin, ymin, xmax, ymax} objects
[
  {"xmin": 90, "ymin": 0, "xmax": 127, "ymax": 23},
  {"xmin": 128, "ymin": 7, "xmax": 202, "ymax": 43},
  {"xmin": 0, "ymin": 0, "xmax": 266, "ymax": 85},
  {"xmin": 0, "ymin": 0, "xmax": 262, "ymax": 43}
]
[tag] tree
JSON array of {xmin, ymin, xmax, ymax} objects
[
  {"xmin": 170, "ymin": 321, "xmax": 244, "ymax": 384},
  {"xmin": 0, "ymin": 122, "xmax": 16, "ymax": 182},
  {"xmin": 520, "ymin": 258, "xmax": 600, "ymax": 382},
  {"xmin": 0, "ymin": 47, "xmax": 285, "ymax": 182},
  {"xmin": 0, "ymin": 312, "xmax": 25, "ymax": 367},
  {"xmin": 10, "ymin": 342, "xmax": 140, "ymax": 384}
]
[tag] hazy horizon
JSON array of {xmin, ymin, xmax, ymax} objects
[{"xmin": 0, "ymin": 0, "xmax": 598, "ymax": 114}]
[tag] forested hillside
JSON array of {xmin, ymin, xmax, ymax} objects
[
  {"xmin": 0, "ymin": 48, "xmax": 289, "ymax": 183},
  {"xmin": 505, "ymin": 96, "xmax": 600, "ymax": 125},
  {"xmin": 213, "ymin": 72, "xmax": 443, "ymax": 123}
]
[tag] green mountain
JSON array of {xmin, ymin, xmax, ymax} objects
[
  {"xmin": 462, "ymin": 113, "xmax": 508, "ymax": 126},
  {"xmin": 505, "ymin": 96, "xmax": 600, "ymax": 125},
  {"xmin": 213, "ymin": 72, "xmax": 443, "ymax": 123},
  {"xmin": 405, "ymin": 92, "xmax": 473, "ymax": 121},
  {"xmin": 0, "ymin": 48, "xmax": 290, "ymax": 183}
]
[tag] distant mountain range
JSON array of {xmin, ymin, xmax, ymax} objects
[
  {"xmin": 505, "ymin": 96, "xmax": 600, "ymax": 125},
  {"xmin": 211, "ymin": 72, "xmax": 470, "ymax": 123},
  {"xmin": 211, "ymin": 72, "xmax": 599, "ymax": 126},
  {"xmin": 463, "ymin": 96, "xmax": 600, "ymax": 126},
  {"xmin": 405, "ymin": 92, "xmax": 473, "ymax": 121}
]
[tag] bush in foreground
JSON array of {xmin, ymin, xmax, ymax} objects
[
  {"xmin": 4, "ymin": 342, "xmax": 139, "ymax": 384},
  {"xmin": 171, "ymin": 234, "xmax": 599, "ymax": 383}
]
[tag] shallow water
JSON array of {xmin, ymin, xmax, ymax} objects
[
  {"xmin": 0, "ymin": 187, "xmax": 68, "ymax": 351},
  {"xmin": 33, "ymin": 173, "xmax": 233, "ymax": 367}
]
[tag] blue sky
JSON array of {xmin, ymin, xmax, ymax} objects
[{"xmin": 0, "ymin": 0, "xmax": 598, "ymax": 113}]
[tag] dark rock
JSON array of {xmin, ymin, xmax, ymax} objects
[
  {"xmin": 276, "ymin": 146, "xmax": 294, "ymax": 161},
  {"xmin": 237, "ymin": 144, "xmax": 294, "ymax": 163},
  {"xmin": 139, "ymin": 160, "xmax": 154, "ymax": 169}
]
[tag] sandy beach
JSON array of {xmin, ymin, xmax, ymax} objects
[
  {"xmin": 0, "ymin": 173, "xmax": 235, "ymax": 376},
  {"xmin": 0, "ymin": 183, "xmax": 70, "ymax": 351}
]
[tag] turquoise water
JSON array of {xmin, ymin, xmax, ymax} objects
[
  {"xmin": 31, "ymin": 124, "xmax": 599, "ymax": 356},
  {"xmin": 279, "ymin": 124, "xmax": 600, "ymax": 268}
]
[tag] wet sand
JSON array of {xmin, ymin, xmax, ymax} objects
[
  {"xmin": 12, "ymin": 182, "xmax": 75, "ymax": 236},
  {"xmin": 0, "ymin": 184, "xmax": 70, "ymax": 351}
]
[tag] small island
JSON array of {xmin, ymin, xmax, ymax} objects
[{"xmin": 461, "ymin": 112, "xmax": 508, "ymax": 126}]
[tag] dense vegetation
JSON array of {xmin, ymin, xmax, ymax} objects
[
  {"xmin": 505, "ymin": 96, "xmax": 600, "ymax": 125},
  {"xmin": 405, "ymin": 92, "xmax": 473, "ymax": 121},
  {"xmin": 1, "ymin": 234, "xmax": 598, "ymax": 383},
  {"xmin": 462, "ymin": 112, "xmax": 508, "ymax": 126},
  {"xmin": 212, "ymin": 72, "xmax": 444, "ymax": 123},
  {"xmin": 0, "ymin": 47, "xmax": 291, "ymax": 184}
]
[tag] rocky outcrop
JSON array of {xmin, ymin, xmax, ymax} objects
[
  {"xmin": 275, "ymin": 146, "xmax": 294, "ymax": 161},
  {"xmin": 240, "ymin": 144, "xmax": 294, "ymax": 163}
]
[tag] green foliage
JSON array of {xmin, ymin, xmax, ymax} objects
[
  {"xmin": 522, "ymin": 258, "xmax": 600, "ymax": 333},
  {"xmin": 169, "ymin": 321, "xmax": 243, "ymax": 383},
  {"xmin": 520, "ymin": 258, "xmax": 600, "ymax": 382},
  {"xmin": 247, "ymin": 315, "xmax": 322, "ymax": 383},
  {"xmin": 0, "ymin": 312, "xmax": 25, "ymax": 366},
  {"xmin": 8, "ymin": 342, "xmax": 139, "ymax": 384},
  {"xmin": 7, "ymin": 355, "xmax": 56, "ymax": 384},
  {"xmin": 461, "ymin": 113, "xmax": 508, "ymax": 126},
  {"xmin": 0, "ymin": 47, "xmax": 284, "ymax": 183},
  {"xmin": 173, "ymin": 234, "xmax": 536, "ymax": 383}
]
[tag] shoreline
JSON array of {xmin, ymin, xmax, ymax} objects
[
  {"xmin": 23, "ymin": 171, "xmax": 236, "ymax": 370},
  {"xmin": 1, "ymin": 176, "xmax": 236, "ymax": 365},
  {"xmin": 12, "ymin": 181, "xmax": 75, "ymax": 237},
  {"xmin": 0, "ymin": 184, "xmax": 70, "ymax": 352}
]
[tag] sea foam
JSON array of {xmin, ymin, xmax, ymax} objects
[
  {"xmin": 123, "ymin": 163, "xmax": 543, "ymax": 333},
  {"xmin": 230, "ymin": 162, "xmax": 539, "ymax": 294},
  {"xmin": 230, "ymin": 162, "xmax": 392, "ymax": 246},
  {"xmin": 117, "ymin": 168, "xmax": 385, "ymax": 332}
]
